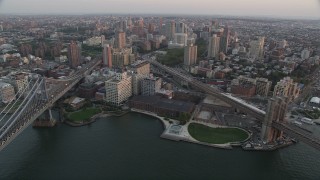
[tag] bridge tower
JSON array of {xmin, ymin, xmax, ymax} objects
[
  {"xmin": 33, "ymin": 77, "xmax": 57, "ymax": 127},
  {"xmin": 261, "ymin": 97, "xmax": 288, "ymax": 143}
]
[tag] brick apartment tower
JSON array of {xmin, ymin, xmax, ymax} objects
[
  {"xmin": 103, "ymin": 44, "xmax": 112, "ymax": 68},
  {"xmin": 68, "ymin": 41, "xmax": 81, "ymax": 69}
]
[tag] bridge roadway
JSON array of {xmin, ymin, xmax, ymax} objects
[
  {"xmin": 273, "ymin": 122, "xmax": 320, "ymax": 150},
  {"xmin": 149, "ymin": 60, "xmax": 320, "ymax": 151},
  {"xmin": 0, "ymin": 59, "xmax": 101, "ymax": 151},
  {"xmin": 149, "ymin": 60, "xmax": 266, "ymax": 120}
]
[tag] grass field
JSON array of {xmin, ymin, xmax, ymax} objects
[
  {"xmin": 68, "ymin": 108, "xmax": 101, "ymax": 122},
  {"xmin": 188, "ymin": 123, "xmax": 249, "ymax": 144}
]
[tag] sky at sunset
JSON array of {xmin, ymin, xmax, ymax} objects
[{"xmin": 0, "ymin": 0, "xmax": 319, "ymax": 19}]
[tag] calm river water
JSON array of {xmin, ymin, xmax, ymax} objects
[{"xmin": 0, "ymin": 112, "xmax": 319, "ymax": 179}]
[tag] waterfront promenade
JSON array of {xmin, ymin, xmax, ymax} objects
[{"xmin": 130, "ymin": 108, "xmax": 244, "ymax": 149}]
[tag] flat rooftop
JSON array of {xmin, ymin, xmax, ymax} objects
[{"xmin": 130, "ymin": 95, "xmax": 195, "ymax": 113}]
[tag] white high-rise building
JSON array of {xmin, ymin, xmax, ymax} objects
[
  {"xmin": 301, "ymin": 49, "xmax": 310, "ymax": 60},
  {"xmin": 174, "ymin": 33, "xmax": 188, "ymax": 46},
  {"xmin": 105, "ymin": 71, "xmax": 132, "ymax": 106},
  {"xmin": 208, "ymin": 34, "xmax": 220, "ymax": 58}
]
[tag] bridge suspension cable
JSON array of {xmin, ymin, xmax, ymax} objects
[
  {"xmin": 0, "ymin": 78, "xmax": 41, "ymax": 136},
  {"xmin": 0, "ymin": 79, "xmax": 34, "ymax": 123}
]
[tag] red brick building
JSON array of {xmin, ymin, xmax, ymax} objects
[
  {"xmin": 231, "ymin": 85, "xmax": 256, "ymax": 97},
  {"xmin": 214, "ymin": 71, "xmax": 225, "ymax": 79},
  {"xmin": 129, "ymin": 96, "xmax": 195, "ymax": 118}
]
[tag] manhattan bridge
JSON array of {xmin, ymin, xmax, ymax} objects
[
  {"xmin": 0, "ymin": 59, "xmax": 101, "ymax": 151},
  {"xmin": 0, "ymin": 58, "xmax": 320, "ymax": 152}
]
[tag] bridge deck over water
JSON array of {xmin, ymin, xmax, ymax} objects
[{"xmin": 0, "ymin": 59, "xmax": 101, "ymax": 151}]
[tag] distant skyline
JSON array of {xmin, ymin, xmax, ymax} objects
[{"xmin": 0, "ymin": 0, "xmax": 320, "ymax": 19}]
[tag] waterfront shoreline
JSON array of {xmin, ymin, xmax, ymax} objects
[
  {"xmin": 64, "ymin": 110, "xmax": 128, "ymax": 127},
  {"xmin": 63, "ymin": 109, "xmax": 295, "ymax": 151},
  {"xmin": 131, "ymin": 109, "xmax": 295, "ymax": 151},
  {"xmin": 131, "ymin": 108, "xmax": 243, "ymax": 150}
]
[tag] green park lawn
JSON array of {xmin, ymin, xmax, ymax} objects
[
  {"xmin": 68, "ymin": 108, "xmax": 101, "ymax": 122},
  {"xmin": 188, "ymin": 123, "xmax": 249, "ymax": 144}
]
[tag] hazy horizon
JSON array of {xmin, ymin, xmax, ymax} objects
[{"xmin": 0, "ymin": 0, "xmax": 320, "ymax": 20}]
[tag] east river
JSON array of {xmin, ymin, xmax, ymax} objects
[{"xmin": 0, "ymin": 112, "xmax": 319, "ymax": 179}]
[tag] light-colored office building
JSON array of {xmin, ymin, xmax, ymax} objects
[{"xmin": 105, "ymin": 71, "xmax": 132, "ymax": 106}]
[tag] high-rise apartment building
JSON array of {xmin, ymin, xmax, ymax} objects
[
  {"xmin": 148, "ymin": 23, "xmax": 155, "ymax": 33},
  {"xmin": 68, "ymin": 41, "xmax": 81, "ymax": 69},
  {"xmin": 0, "ymin": 82, "xmax": 16, "ymax": 104},
  {"xmin": 112, "ymin": 48, "xmax": 132, "ymax": 67},
  {"xmin": 114, "ymin": 31, "xmax": 126, "ymax": 49},
  {"xmin": 129, "ymin": 61, "xmax": 150, "ymax": 95},
  {"xmin": 101, "ymin": 35, "xmax": 105, "ymax": 45},
  {"xmin": 131, "ymin": 74, "xmax": 147, "ymax": 96},
  {"xmin": 164, "ymin": 20, "xmax": 176, "ymax": 40},
  {"xmin": 102, "ymin": 44, "xmax": 112, "ymax": 68},
  {"xmin": 159, "ymin": 17, "xmax": 163, "ymax": 32},
  {"xmin": 208, "ymin": 34, "xmax": 220, "ymax": 59},
  {"xmin": 141, "ymin": 76, "xmax": 162, "ymax": 96},
  {"xmin": 256, "ymin": 78, "xmax": 272, "ymax": 97},
  {"xmin": 220, "ymin": 27, "xmax": 230, "ymax": 54},
  {"xmin": 249, "ymin": 37, "xmax": 265, "ymax": 60},
  {"xmin": 184, "ymin": 44, "xmax": 197, "ymax": 66},
  {"xmin": 105, "ymin": 71, "xmax": 132, "ymax": 106},
  {"xmin": 174, "ymin": 33, "xmax": 188, "ymax": 46},
  {"xmin": 131, "ymin": 61, "xmax": 150, "ymax": 75},
  {"xmin": 176, "ymin": 22, "xmax": 187, "ymax": 33},
  {"xmin": 273, "ymin": 77, "xmax": 300, "ymax": 101},
  {"xmin": 211, "ymin": 20, "xmax": 218, "ymax": 32}
]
